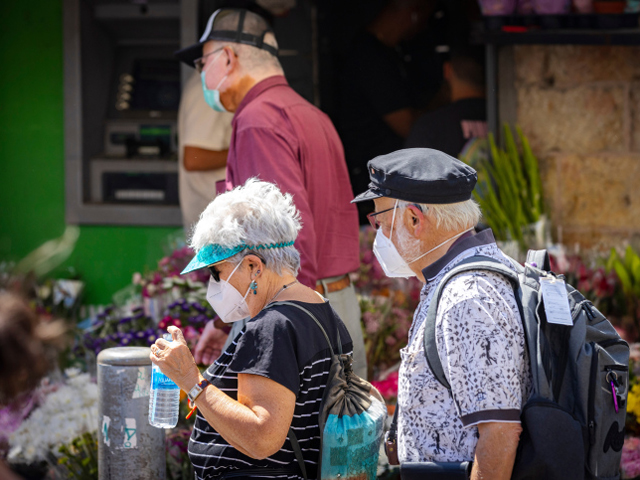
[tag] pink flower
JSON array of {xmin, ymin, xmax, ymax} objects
[
  {"xmin": 363, "ymin": 312, "xmax": 379, "ymax": 334},
  {"xmin": 622, "ymin": 437, "xmax": 640, "ymax": 479},
  {"xmin": 371, "ymin": 371, "xmax": 399, "ymax": 401}
]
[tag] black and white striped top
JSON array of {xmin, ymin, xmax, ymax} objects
[{"xmin": 188, "ymin": 301, "xmax": 353, "ymax": 480}]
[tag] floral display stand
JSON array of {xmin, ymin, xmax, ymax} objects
[{"xmin": 4, "ymin": 225, "xmax": 640, "ymax": 479}]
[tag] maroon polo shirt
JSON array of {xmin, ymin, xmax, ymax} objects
[{"xmin": 221, "ymin": 76, "xmax": 360, "ymax": 288}]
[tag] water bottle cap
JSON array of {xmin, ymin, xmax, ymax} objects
[{"xmin": 163, "ymin": 333, "xmax": 173, "ymax": 342}]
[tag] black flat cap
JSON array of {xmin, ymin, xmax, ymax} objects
[{"xmin": 352, "ymin": 148, "xmax": 477, "ymax": 204}]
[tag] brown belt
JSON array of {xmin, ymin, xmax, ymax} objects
[{"xmin": 315, "ymin": 275, "xmax": 351, "ymax": 295}]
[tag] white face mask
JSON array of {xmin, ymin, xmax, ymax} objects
[
  {"xmin": 373, "ymin": 200, "xmax": 474, "ymax": 279},
  {"xmin": 373, "ymin": 201, "xmax": 415, "ymax": 278},
  {"xmin": 206, "ymin": 262, "xmax": 251, "ymax": 323}
]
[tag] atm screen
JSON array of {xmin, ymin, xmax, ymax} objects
[{"xmin": 130, "ymin": 59, "xmax": 180, "ymax": 111}]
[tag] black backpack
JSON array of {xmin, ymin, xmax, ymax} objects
[
  {"xmin": 424, "ymin": 250, "xmax": 629, "ymax": 480},
  {"xmin": 269, "ymin": 301, "xmax": 387, "ymax": 480}
]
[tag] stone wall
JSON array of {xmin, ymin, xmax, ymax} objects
[{"xmin": 513, "ymin": 45, "xmax": 640, "ymax": 250}]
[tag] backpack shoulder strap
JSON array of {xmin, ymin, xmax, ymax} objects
[
  {"xmin": 526, "ymin": 249, "xmax": 550, "ymax": 271},
  {"xmin": 424, "ymin": 255, "xmax": 520, "ymax": 390},
  {"xmin": 268, "ymin": 301, "xmax": 335, "ymax": 357},
  {"xmin": 287, "ymin": 429, "xmax": 308, "ymax": 480},
  {"xmin": 267, "ymin": 301, "xmax": 335, "ymax": 480}
]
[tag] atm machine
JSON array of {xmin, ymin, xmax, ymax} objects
[
  {"xmin": 64, "ymin": 0, "xmax": 315, "ymax": 226},
  {"xmin": 64, "ymin": 0, "xmax": 194, "ymax": 225}
]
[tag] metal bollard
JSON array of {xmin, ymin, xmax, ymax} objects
[{"xmin": 97, "ymin": 347, "xmax": 166, "ymax": 480}]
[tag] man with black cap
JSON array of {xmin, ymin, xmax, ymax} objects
[
  {"xmin": 353, "ymin": 148, "xmax": 530, "ymax": 479},
  {"xmin": 176, "ymin": 8, "xmax": 366, "ymax": 378}
]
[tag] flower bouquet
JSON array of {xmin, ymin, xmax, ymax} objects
[
  {"xmin": 78, "ymin": 305, "xmax": 161, "ymax": 355},
  {"xmin": 138, "ymin": 246, "xmax": 209, "ymax": 322},
  {"xmin": 470, "ymin": 125, "xmax": 546, "ymax": 256},
  {"xmin": 7, "ymin": 369, "xmax": 98, "ymax": 469},
  {"xmin": 159, "ymin": 298, "xmax": 215, "ymax": 350}
]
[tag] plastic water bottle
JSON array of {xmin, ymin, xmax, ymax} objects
[{"xmin": 148, "ymin": 334, "xmax": 180, "ymax": 428}]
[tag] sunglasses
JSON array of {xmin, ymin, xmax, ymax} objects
[
  {"xmin": 206, "ymin": 254, "xmax": 266, "ymax": 282},
  {"xmin": 207, "ymin": 265, "xmax": 221, "ymax": 282}
]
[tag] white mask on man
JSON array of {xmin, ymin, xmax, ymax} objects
[
  {"xmin": 373, "ymin": 200, "xmax": 416, "ymax": 278},
  {"xmin": 206, "ymin": 262, "xmax": 252, "ymax": 323},
  {"xmin": 373, "ymin": 200, "xmax": 474, "ymax": 279}
]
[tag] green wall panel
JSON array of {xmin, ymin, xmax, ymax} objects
[{"xmin": 0, "ymin": 0, "xmax": 179, "ymax": 305}]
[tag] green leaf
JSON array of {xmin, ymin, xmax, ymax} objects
[
  {"xmin": 613, "ymin": 259, "xmax": 633, "ymax": 296},
  {"xmin": 517, "ymin": 125, "xmax": 544, "ymax": 218},
  {"xmin": 504, "ymin": 125, "xmax": 528, "ymax": 204},
  {"xmin": 606, "ymin": 248, "xmax": 619, "ymax": 273}
]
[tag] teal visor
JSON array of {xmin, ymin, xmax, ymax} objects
[{"xmin": 181, "ymin": 240, "xmax": 295, "ymax": 274}]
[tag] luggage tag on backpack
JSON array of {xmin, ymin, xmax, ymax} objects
[{"xmin": 540, "ymin": 276, "xmax": 573, "ymax": 326}]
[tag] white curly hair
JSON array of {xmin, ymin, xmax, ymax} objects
[{"xmin": 189, "ymin": 178, "xmax": 302, "ymax": 275}]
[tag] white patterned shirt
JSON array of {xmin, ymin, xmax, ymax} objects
[{"xmin": 397, "ymin": 229, "xmax": 531, "ymax": 463}]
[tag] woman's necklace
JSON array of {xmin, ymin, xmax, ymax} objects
[{"xmin": 268, "ymin": 280, "xmax": 299, "ymax": 305}]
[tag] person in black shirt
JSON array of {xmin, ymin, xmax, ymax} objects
[
  {"xmin": 338, "ymin": 0, "xmax": 437, "ymax": 223},
  {"xmin": 150, "ymin": 179, "xmax": 353, "ymax": 479},
  {"xmin": 405, "ymin": 46, "xmax": 487, "ymax": 157}
]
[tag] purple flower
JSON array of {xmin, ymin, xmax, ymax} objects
[{"xmin": 192, "ymin": 303, "xmax": 206, "ymax": 313}]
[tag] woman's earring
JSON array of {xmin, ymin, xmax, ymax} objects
[{"xmin": 250, "ymin": 280, "xmax": 258, "ymax": 295}]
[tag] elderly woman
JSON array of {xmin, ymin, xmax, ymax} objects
[{"xmin": 150, "ymin": 179, "xmax": 353, "ymax": 479}]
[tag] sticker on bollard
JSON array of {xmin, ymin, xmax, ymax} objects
[
  {"xmin": 102, "ymin": 416, "xmax": 111, "ymax": 447},
  {"xmin": 132, "ymin": 367, "xmax": 150, "ymax": 399},
  {"xmin": 123, "ymin": 418, "xmax": 137, "ymax": 448}
]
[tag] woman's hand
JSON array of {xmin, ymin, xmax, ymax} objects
[{"xmin": 150, "ymin": 326, "xmax": 201, "ymax": 392}]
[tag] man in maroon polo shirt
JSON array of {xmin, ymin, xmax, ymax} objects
[{"xmin": 176, "ymin": 8, "xmax": 366, "ymax": 378}]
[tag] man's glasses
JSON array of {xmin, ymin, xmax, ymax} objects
[
  {"xmin": 193, "ymin": 47, "xmax": 225, "ymax": 73},
  {"xmin": 367, "ymin": 205, "xmax": 399, "ymax": 230},
  {"xmin": 367, "ymin": 204, "xmax": 421, "ymax": 230}
]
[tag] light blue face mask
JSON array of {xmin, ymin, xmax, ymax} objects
[{"xmin": 201, "ymin": 51, "xmax": 228, "ymax": 112}]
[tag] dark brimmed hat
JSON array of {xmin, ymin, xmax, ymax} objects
[
  {"xmin": 352, "ymin": 148, "xmax": 477, "ymax": 205},
  {"xmin": 175, "ymin": 8, "xmax": 277, "ymax": 68}
]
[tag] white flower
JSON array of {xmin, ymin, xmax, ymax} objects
[
  {"xmin": 65, "ymin": 367, "xmax": 82, "ymax": 378},
  {"xmin": 8, "ymin": 374, "xmax": 99, "ymax": 464}
]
